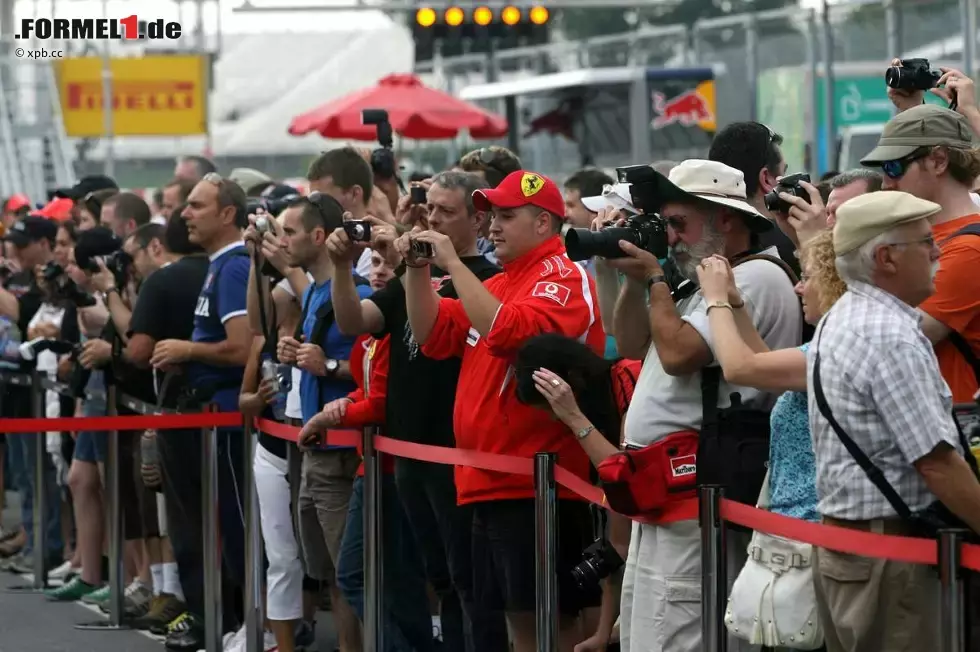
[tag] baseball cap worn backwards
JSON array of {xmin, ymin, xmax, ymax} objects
[
  {"xmin": 472, "ymin": 170, "xmax": 565, "ymax": 218},
  {"xmin": 861, "ymin": 104, "xmax": 977, "ymax": 166},
  {"xmin": 833, "ymin": 191, "xmax": 941, "ymax": 255},
  {"xmin": 2, "ymin": 215, "xmax": 58, "ymax": 248}
]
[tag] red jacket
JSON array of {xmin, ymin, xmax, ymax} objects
[
  {"xmin": 339, "ymin": 334, "xmax": 393, "ymax": 476},
  {"xmin": 422, "ymin": 236, "xmax": 605, "ymax": 504}
]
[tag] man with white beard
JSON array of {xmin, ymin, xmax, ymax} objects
[{"xmin": 600, "ymin": 160, "xmax": 801, "ymax": 651}]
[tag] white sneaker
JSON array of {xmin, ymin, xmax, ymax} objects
[
  {"xmin": 262, "ymin": 630, "xmax": 279, "ymax": 651},
  {"xmin": 47, "ymin": 560, "xmax": 79, "ymax": 581},
  {"xmin": 222, "ymin": 624, "xmax": 246, "ymax": 651}
]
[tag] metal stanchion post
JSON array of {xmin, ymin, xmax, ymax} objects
[
  {"xmin": 243, "ymin": 420, "xmax": 263, "ymax": 652},
  {"xmin": 534, "ymin": 452, "xmax": 558, "ymax": 652},
  {"xmin": 363, "ymin": 426, "xmax": 384, "ymax": 652},
  {"xmin": 939, "ymin": 528, "xmax": 967, "ymax": 652},
  {"xmin": 202, "ymin": 423, "xmax": 222, "ymax": 652},
  {"xmin": 700, "ymin": 485, "xmax": 727, "ymax": 652},
  {"xmin": 77, "ymin": 383, "xmax": 127, "ymax": 630},
  {"xmin": 30, "ymin": 369, "xmax": 47, "ymax": 590},
  {"xmin": 5, "ymin": 371, "xmax": 49, "ymax": 594}
]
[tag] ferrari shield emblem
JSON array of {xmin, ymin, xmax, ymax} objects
[{"xmin": 520, "ymin": 173, "xmax": 543, "ymax": 197}]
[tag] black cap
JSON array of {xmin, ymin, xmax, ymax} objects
[
  {"xmin": 54, "ymin": 175, "xmax": 119, "ymax": 200},
  {"xmin": 261, "ymin": 183, "xmax": 300, "ymax": 200},
  {"xmin": 2, "ymin": 216, "xmax": 58, "ymax": 247}
]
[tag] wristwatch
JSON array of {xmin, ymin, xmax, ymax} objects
[
  {"xmin": 646, "ymin": 274, "xmax": 667, "ymax": 289},
  {"xmin": 324, "ymin": 358, "xmax": 340, "ymax": 377}
]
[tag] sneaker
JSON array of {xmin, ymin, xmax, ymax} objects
[
  {"xmin": 151, "ymin": 610, "xmax": 189, "ymax": 637},
  {"xmin": 48, "ymin": 560, "xmax": 80, "ymax": 583},
  {"xmin": 164, "ymin": 612, "xmax": 205, "ymax": 651},
  {"xmin": 4, "ymin": 553, "xmax": 34, "ymax": 575},
  {"xmin": 0, "ymin": 552, "xmax": 27, "ymax": 573},
  {"xmin": 262, "ymin": 630, "xmax": 280, "ymax": 651},
  {"xmin": 81, "ymin": 583, "xmax": 111, "ymax": 605},
  {"xmin": 45, "ymin": 576, "xmax": 102, "ymax": 601},
  {"xmin": 222, "ymin": 625, "xmax": 246, "ymax": 651},
  {"xmin": 131, "ymin": 593, "xmax": 187, "ymax": 631},
  {"xmin": 98, "ymin": 579, "xmax": 153, "ymax": 616},
  {"xmin": 295, "ymin": 620, "xmax": 317, "ymax": 651}
]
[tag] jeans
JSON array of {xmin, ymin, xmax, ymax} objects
[
  {"xmin": 337, "ymin": 475, "xmax": 433, "ymax": 652},
  {"xmin": 6, "ymin": 433, "xmax": 62, "ymax": 557},
  {"xmin": 395, "ymin": 458, "xmax": 509, "ymax": 652}
]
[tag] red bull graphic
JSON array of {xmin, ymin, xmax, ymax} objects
[{"xmin": 650, "ymin": 81, "xmax": 717, "ymax": 131}]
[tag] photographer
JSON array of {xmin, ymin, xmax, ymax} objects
[
  {"xmin": 514, "ymin": 333, "xmax": 640, "ymax": 652},
  {"xmin": 398, "ymin": 169, "xmax": 602, "ymax": 652},
  {"xmin": 75, "ymin": 188, "xmax": 119, "ymax": 232},
  {"xmin": 604, "ymin": 160, "xmax": 800, "ymax": 652},
  {"xmin": 0, "ymin": 215, "xmax": 65, "ymax": 570},
  {"xmin": 326, "ymin": 170, "xmax": 506, "ymax": 652}
]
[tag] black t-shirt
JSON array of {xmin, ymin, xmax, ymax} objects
[
  {"xmin": 1, "ymin": 270, "xmax": 45, "ymax": 413},
  {"xmin": 370, "ymin": 255, "xmax": 501, "ymax": 446},
  {"xmin": 128, "ymin": 255, "xmax": 210, "ymax": 407}
]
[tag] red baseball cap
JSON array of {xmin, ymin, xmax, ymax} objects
[
  {"xmin": 472, "ymin": 170, "xmax": 565, "ymax": 219},
  {"xmin": 4, "ymin": 194, "xmax": 30, "ymax": 212},
  {"xmin": 33, "ymin": 197, "xmax": 74, "ymax": 221}
]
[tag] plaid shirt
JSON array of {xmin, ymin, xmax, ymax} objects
[{"xmin": 807, "ymin": 281, "xmax": 958, "ymax": 520}]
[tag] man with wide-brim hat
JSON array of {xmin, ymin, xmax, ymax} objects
[{"xmin": 603, "ymin": 159, "xmax": 802, "ymax": 652}]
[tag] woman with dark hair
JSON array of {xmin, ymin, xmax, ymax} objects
[
  {"xmin": 515, "ymin": 333, "xmax": 640, "ymax": 652},
  {"xmin": 515, "ymin": 333, "xmax": 639, "ymax": 466}
]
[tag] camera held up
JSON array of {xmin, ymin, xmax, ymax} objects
[
  {"xmin": 363, "ymin": 108, "xmax": 398, "ymax": 182},
  {"xmin": 763, "ymin": 172, "xmax": 811, "ymax": 214},
  {"xmin": 564, "ymin": 164, "xmax": 669, "ymax": 262},
  {"xmin": 40, "ymin": 261, "xmax": 97, "ymax": 308},
  {"xmin": 885, "ymin": 58, "xmax": 941, "ymax": 92},
  {"xmin": 343, "ymin": 220, "xmax": 372, "ymax": 244}
]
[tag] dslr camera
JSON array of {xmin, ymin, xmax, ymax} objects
[
  {"xmin": 75, "ymin": 227, "xmax": 131, "ymax": 289},
  {"xmin": 40, "ymin": 261, "xmax": 97, "ymax": 308},
  {"xmin": 570, "ymin": 538, "xmax": 625, "ymax": 591},
  {"xmin": 343, "ymin": 220, "xmax": 372, "ymax": 244},
  {"xmin": 564, "ymin": 165, "xmax": 669, "ymax": 262},
  {"xmin": 763, "ymin": 173, "xmax": 810, "ymax": 214},
  {"xmin": 886, "ymin": 58, "xmax": 941, "ymax": 92}
]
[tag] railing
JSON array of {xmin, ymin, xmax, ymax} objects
[{"xmin": 0, "ymin": 368, "xmax": 975, "ymax": 652}]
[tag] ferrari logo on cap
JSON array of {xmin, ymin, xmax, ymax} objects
[{"xmin": 520, "ymin": 173, "xmax": 543, "ymax": 198}]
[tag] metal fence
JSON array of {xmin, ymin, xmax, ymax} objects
[{"xmin": 417, "ymin": 0, "xmax": 974, "ymax": 177}]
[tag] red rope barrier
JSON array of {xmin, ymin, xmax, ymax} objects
[{"xmin": 1, "ymin": 412, "xmax": 975, "ymax": 569}]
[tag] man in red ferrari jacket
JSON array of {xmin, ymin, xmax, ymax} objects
[{"xmin": 396, "ymin": 170, "xmax": 605, "ymax": 651}]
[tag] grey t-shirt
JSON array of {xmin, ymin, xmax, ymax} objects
[{"xmin": 624, "ymin": 247, "xmax": 802, "ymax": 447}]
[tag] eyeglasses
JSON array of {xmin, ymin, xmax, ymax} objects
[
  {"xmin": 880, "ymin": 149, "xmax": 931, "ymax": 180},
  {"xmin": 286, "ymin": 191, "xmax": 344, "ymax": 229},
  {"xmin": 886, "ymin": 234, "xmax": 936, "ymax": 249}
]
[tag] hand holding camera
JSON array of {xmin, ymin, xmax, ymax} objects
[
  {"xmin": 325, "ymin": 215, "xmax": 368, "ymax": 265},
  {"xmin": 407, "ymin": 230, "xmax": 454, "ymax": 269},
  {"xmin": 765, "ymin": 174, "xmax": 827, "ymax": 247},
  {"xmin": 933, "ymin": 67, "xmax": 977, "ymax": 117},
  {"xmin": 87, "ymin": 258, "xmax": 117, "ymax": 294}
]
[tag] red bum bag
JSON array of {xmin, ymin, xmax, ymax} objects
[{"xmin": 597, "ymin": 430, "xmax": 699, "ymax": 516}]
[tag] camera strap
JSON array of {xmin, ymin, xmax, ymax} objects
[
  {"xmin": 295, "ymin": 275, "xmax": 371, "ymax": 350},
  {"xmin": 253, "ymin": 254, "xmax": 278, "ymax": 359}
]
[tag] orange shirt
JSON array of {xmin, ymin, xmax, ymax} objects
[{"xmin": 920, "ymin": 214, "xmax": 980, "ymax": 402}]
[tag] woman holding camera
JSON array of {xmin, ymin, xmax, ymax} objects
[{"xmin": 514, "ymin": 333, "xmax": 641, "ymax": 652}]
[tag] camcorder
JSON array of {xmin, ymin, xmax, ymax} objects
[
  {"xmin": 570, "ymin": 537, "xmax": 625, "ymax": 591},
  {"xmin": 564, "ymin": 165, "xmax": 669, "ymax": 262},
  {"xmin": 40, "ymin": 261, "xmax": 97, "ymax": 308},
  {"xmin": 886, "ymin": 58, "xmax": 941, "ymax": 92},
  {"xmin": 763, "ymin": 172, "xmax": 810, "ymax": 214},
  {"xmin": 362, "ymin": 108, "xmax": 398, "ymax": 183}
]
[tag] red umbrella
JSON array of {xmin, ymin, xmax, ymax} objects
[{"xmin": 288, "ymin": 73, "xmax": 509, "ymax": 141}]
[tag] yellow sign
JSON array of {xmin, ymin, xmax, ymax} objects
[
  {"xmin": 520, "ymin": 173, "xmax": 543, "ymax": 197},
  {"xmin": 54, "ymin": 55, "xmax": 208, "ymax": 137}
]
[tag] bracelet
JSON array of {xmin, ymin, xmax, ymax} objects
[
  {"xmin": 575, "ymin": 424, "xmax": 596, "ymax": 440},
  {"xmin": 646, "ymin": 274, "xmax": 667, "ymax": 289},
  {"xmin": 706, "ymin": 301, "xmax": 734, "ymax": 314}
]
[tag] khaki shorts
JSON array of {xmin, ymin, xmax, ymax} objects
[{"xmin": 297, "ymin": 448, "xmax": 360, "ymax": 582}]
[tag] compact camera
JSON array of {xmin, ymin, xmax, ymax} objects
[
  {"xmin": 410, "ymin": 238, "xmax": 433, "ymax": 260},
  {"xmin": 564, "ymin": 165, "xmax": 669, "ymax": 261},
  {"xmin": 343, "ymin": 220, "xmax": 372, "ymax": 244},
  {"xmin": 763, "ymin": 172, "xmax": 811, "ymax": 214},
  {"xmin": 410, "ymin": 185, "xmax": 427, "ymax": 205},
  {"xmin": 886, "ymin": 58, "xmax": 941, "ymax": 92}
]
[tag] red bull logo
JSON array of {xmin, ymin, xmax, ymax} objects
[{"xmin": 651, "ymin": 86, "xmax": 716, "ymax": 131}]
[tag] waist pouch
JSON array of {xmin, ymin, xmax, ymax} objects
[{"xmin": 597, "ymin": 429, "xmax": 698, "ymax": 516}]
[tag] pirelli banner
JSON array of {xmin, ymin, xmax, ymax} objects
[{"xmin": 54, "ymin": 54, "xmax": 208, "ymax": 137}]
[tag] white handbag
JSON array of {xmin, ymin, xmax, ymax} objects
[{"xmin": 724, "ymin": 472, "xmax": 824, "ymax": 649}]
